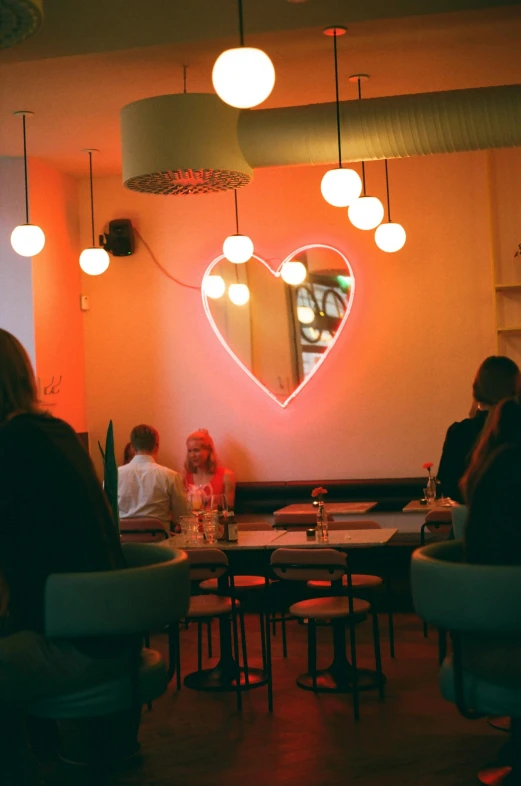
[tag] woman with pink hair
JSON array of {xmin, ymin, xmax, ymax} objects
[{"xmin": 182, "ymin": 428, "xmax": 235, "ymax": 508}]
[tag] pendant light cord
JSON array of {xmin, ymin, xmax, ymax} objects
[
  {"xmin": 357, "ymin": 77, "xmax": 367, "ymax": 196},
  {"xmin": 384, "ymin": 159, "xmax": 392, "ymax": 222},
  {"xmin": 333, "ymin": 31, "xmax": 342, "ymax": 169},
  {"xmin": 134, "ymin": 228, "xmax": 199, "ymax": 290},
  {"xmin": 234, "ymin": 189, "xmax": 240, "ymax": 234},
  {"xmin": 88, "ymin": 151, "xmax": 96, "ymax": 247},
  {"xmin": 22, "ymin": 114, "xmax": 30, "ymax": 224},
  {"xmin": 237, "ymin": 0, "xmax": 245, "ymax": 46}
]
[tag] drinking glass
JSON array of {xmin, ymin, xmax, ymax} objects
[
  {"xmin": 180, "ymin": 516, "xmax": 199, "ymax": 544},
  {"xmin": 203, "ymin": 512, "xmax": 218, "ymax": 544},
  {"xmin": 188, "ymin": 488, "xmax": 205, "ymax": 516}
]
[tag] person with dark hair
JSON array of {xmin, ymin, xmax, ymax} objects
[
  {"xmin": 123, "ymin": 441, "xmax": 136, "ymax": 465},
  {"xmin": 461, "ymin": 395, "xmax": 521, "ymax": 565},
  {"xmin": 0, "ymin": 328, "xmax": 134, "ymax": 784},
  {"xmin": 118, "ymin": 424, "xmax": 188, "ymax": 527},
  {"xmin": 457, "ymin": 396, "xmax": 521, "ymax": 697},
  {"xmin": 437, "ymin": 356, "xmax": 521, "ymax": 502}
]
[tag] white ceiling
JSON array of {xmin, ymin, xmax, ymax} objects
[{"xmin": 1, "ymin": 1, "xmax": 520, "ymax": 176}]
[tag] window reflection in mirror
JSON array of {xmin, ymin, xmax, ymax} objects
[{"xmin": 204, "ymin": 245, "xmax": 354, "ymax": 403}]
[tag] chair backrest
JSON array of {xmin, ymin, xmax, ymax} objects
[
  {"xmin": 411, "ymin": 541, "xmax": 521, "ymax": 633},
  {"xmin": 44, "ymin": 545, "xmax": 189, "ymax": 638},
  {"xmin": 327, "ymin": 520, "xmax": 381, "ymax": 531},
  {"xmin": 119, "ymin": 516, "xmax": 169, "ymax": 543},
  {"xmin": 187, "ymin": 548, "xmax": 229, "ymax": 581},
  {"xmin": 451, "ymin": 505, "xmax": 468, "ymax": 540},
  {"xmin": 237, "ymin": 521, "xmax": 273, "ymax": 531},
  {"xmin": 270, "ymin": 548, "xmax": 346, "ymax": 582}
]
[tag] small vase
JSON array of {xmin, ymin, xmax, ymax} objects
[
  {"xmin": 425, "ymin": 475, "xmax": 437, "ymax": 505},
  {"xmin": 316, "ymin": 501, "xmax": 329, "ymax": 541}
]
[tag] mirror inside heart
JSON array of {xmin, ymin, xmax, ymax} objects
[{"xmin": 204, "ymin": 245, "xmax": 354, "ymax": 403}]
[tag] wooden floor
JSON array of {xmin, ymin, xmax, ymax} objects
[{"xmin": 47, "ymin": 614, "xmax": 505, "ymax": 786}]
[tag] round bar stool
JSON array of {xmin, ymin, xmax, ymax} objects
[
  {"xmin": 307, "ymin": 521, "xmax": 395, "ymax": 658},
  {"xmin": 199, "ymin": 522, "xmax": 277, "ymax": 674},
  {"xmin": 270, "ymin": 548, "xmax": 385, "ymax": 720}
]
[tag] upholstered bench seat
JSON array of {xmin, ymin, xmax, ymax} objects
[{"xmin": 30, "ymin": 648, "xmax": 166, "ymax": 719}]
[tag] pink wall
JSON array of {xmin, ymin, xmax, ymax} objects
[
  {"xmin": 79, "ymin": 151, "xmax": 498, "ymax": 480},
  {"xmin": 30, "ymin": 159, "xmax": 87, "ymax": 432}
]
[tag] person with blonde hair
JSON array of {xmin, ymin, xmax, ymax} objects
[
  {"xmin": 0, "ymin": 328, "xmax": 134, "ymax": 784},
  {"xmin": 183, "ymin": 428, "xmax": 236, "ymax": 508},
  {"xmin": 437, "ymin": 356, "xmax": 521, "ymax": 502}
]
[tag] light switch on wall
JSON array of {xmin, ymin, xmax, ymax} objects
[{"xmin": 80, "ymin": 295, "xmax": 90, "ymax": 311}]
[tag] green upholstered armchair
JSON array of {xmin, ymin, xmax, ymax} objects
[
  {"xmin": 411, "ymin": 541, "xmax": 521, "ymax": 785},
  {"xmin": 29, "ymin": 544, "xmax": 189, "ymax": 738}
]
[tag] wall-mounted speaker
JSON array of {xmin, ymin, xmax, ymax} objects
[{"xmin": 100, "ymin": 219, "xmax": 135, "ymax": 256}]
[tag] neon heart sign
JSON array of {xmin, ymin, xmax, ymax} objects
[{"xmin": 202, "ymin": 243, "xmax": 355, "ymax": 408}]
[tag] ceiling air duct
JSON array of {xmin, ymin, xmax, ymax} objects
[
  {"xmin": 121, "ymin": 85, "xmax": 521, "ymax": 194},
  {"xmin": 120, "ymin": 94, "xmax": 253, "ymax": 195},
  {"xmin": 0, "ymin": 0, "xmax": 43, "ymax": 49},
  {"xmin": 239, "ymin": 84, "xmax": 521, "ymax": 166}
]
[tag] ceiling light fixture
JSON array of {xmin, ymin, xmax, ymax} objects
[
  {"xmin": 281, "ymin": 260, "xmax": 307, "ymax": 286},
  {"xmin": 203, "ymin": 274, "xmax": 226, "ymax": 299},
  {"xmin": 228, "ymin": 282, "xmax": 250, "ymax": 305},
  {"xmin": 212, "ymin": 0, "xmax": 275, "ymax": 109},
  {"xmin": 320, "ymin": 27, "xmax": 362, "ymax": 208},
  {"xmin": 375, "ymin": 160, "xmax": 406, "ymax": 252},
  {"xmin": 297, "ymin": 305, "xmax": 315, "ymax": 324},
  {"xmin": 347, "ymin": 76, "xmax": 384, "ymax": 231},
  {"xmin": 79, "ymin": 150, "xmax": 110, "ymax": 276},
  {"xmin": 10, "ymin": 111, "xmax": 45, "ymax": 258},
  {"xmin": 223, "ymin": 189, "xmax": 254, "ymax": 263}
]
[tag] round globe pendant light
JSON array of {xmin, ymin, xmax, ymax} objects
[
  {"xmin": 228, "ymin": 282, "xmax": 250, "ymax": 305},
  {"xmin": 374, "ymin": 160, "xmax": 406, "ymax": 252},
  {"xmin": 347, "ymin": 76, "xmax": 384, "ymax": 231},
  {"xmin": 10, "ymin": 111, "xmax": 45, "ymax": 257},
  {"xmin": 223, "ymin": 189, "xmax": 253, "ymax": 263},
  {"xmin": 212, "ymin": 0, "xmax": 275, "ymax": 109},
  {"xmin": 320, "ymin": 28, "xmax": 361, "ymax": 208},
  {"xmin": 321, "ymin": 168, "xmax": 362, "ymax": 208},
  {"xmin": 203, "ymin": 274, "xmax": 226, "ymax": 299},
  {"xmin": 348, "ymin": 196, "xmax": 385, "ymax": 231},
  {"xmin": 79, "ymin": 150, "xmax": 110, "ymax": 276},
  {"xmin": 281, "ymin": 260, "xmax": 307, "ymax": 286},
  {"xmin": 297, "ymin": 305, "xmax": 315, "ymax": 324}
]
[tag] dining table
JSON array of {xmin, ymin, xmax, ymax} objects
[
  {"xmin": 273, "ymin": 501, "xmax": 378, "ymax": 526},
  {"xmin": 160, "ymin": 527, "xmax": 397, "ymax": 694}
]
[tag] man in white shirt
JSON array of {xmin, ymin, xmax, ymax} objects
[{"xmin": 118, "ymin": 424, "xmax": 189, "ymax": 529}]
